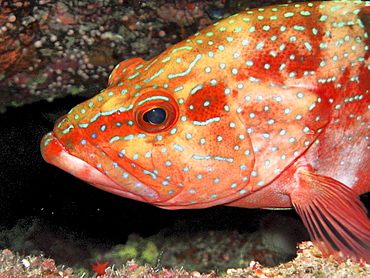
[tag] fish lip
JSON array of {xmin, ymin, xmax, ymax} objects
[
  {"xmin": 41, "ymin": 130, "xmax": 158, "ymax": 203},
  {"xmin": 41, "ymin": 131, "xmax": 128, "ymax": 194}
]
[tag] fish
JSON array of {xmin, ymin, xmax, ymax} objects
[{"xmin": 41, "ymin": 1, "xmax": 370, "ymax": 262}]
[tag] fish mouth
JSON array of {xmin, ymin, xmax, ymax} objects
[
  {"xmin": 41, "ymin": 131, "xmax": 126, "ymax": 194},
  {"xmin": 40, "ymin": 117, "xmax": 160, "ymax": 203}
]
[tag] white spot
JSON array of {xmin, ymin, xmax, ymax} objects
[
  {"xmin": 304, "ymin": 41, "xmax": 312, "ymax": 51},
  {"xmin": 293, "ymin": 25, "xmax": 305, "ymax": 31},
  {"xmin": 249, "ymin": 76, "xmax": 260, "ymax": 83},
  {"xmin": 241, "ymin": 39, "xmax": 250, "ymax": 46},
  {"xmin": 297, "ymin": 92, "xmax": 304, "ymax": 99},
  {"xmin": 273, "ymin": 96, "xmax": 282, "ymax": 102},
  {"xmin": 269, "ymin": 51, "xmax": 277, "ymax": 58},
  {"xmin": 270, "ymin": 35, "xmax": 278, "ymax": 41},
  {"xmin": 219, "ymin": 63, "xmax": 226, "ymax": 69},
  {"xmin": 284, "ymin": 12, "xmax": 294, "ymax": 18},
  {"xmin": 319, "ymin": 42, "xmax": 328, "ymax": 49},
  {"xmin": 279, "ymin": 63, "xmax": 286, "ymax": 71},
  {"xmin": 319, "ymin": 14, "xmax": 328, "ymax": 22},
  {"xmin": 288, "ymin": 71, "xmax": 297, "ymax": 78},
  {"xmin": 256, "ymin": 42, "xmax": 265, "ymax": 50}
]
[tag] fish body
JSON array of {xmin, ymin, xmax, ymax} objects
[{"xmin": 41, "ymin": 1, "xmax": 370, "ymax": 261}]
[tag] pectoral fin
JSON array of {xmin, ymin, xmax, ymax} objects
[{"xmin": 291, "ymin": 169, "xmax": 370, "ymax": 262}]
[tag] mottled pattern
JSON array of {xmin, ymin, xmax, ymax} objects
[
  {"xmin": 0, "ymin": 0, "xmax": 223, "ymax": 109},
  {"xmin": 42, "ymin": 1, "xmax": 370, "ymax": 262}
]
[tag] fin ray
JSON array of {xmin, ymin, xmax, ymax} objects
[{"xmin": 291, "ymin": 170, "xmax": 370, "ymax": 261}]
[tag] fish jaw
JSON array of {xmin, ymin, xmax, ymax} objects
[
  {"xmin": 40, "ymin": 129, "xmax": 245, "ymax": 209},
  {"xmin": 40, "ymin": 116, "xmax": 161, "ymax": 204},
  {"xmin": 41, "ymin": 132, "xmax": 122, "ymax": 192}
]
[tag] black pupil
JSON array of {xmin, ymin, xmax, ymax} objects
[{"xmin": 143, "ymin": 108, "xmax": 166, "ymax": 125}]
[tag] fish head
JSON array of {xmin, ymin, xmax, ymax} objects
[{"xmin": 41, "ymin": 55, "xmax": 258, "ymax": 209}]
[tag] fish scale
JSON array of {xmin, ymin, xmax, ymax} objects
[{"xmin": 41, "ymin": 1, "xmax": 370, "ymax": 262}]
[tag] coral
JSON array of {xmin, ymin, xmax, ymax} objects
[
  {"xmin": 109, "ymin": 234, "xmax": 159, "ymax": 266},
  {"xmin": 0, "ymin": 249, "xmax": 76, "ymax": 277},
  {"xmin": 1, "ymin": 242, "xmax": 370, "ymax": 277},
  {"xmin": 0, "ymin": 1, "xmax": 46, "ymax": 77},
  {"xmin": 223, "ymin": 242, "xmax": 370, "ymax": 278},
  {"xmin": 91, "ymin": 261, "xmax": 110, "ymax": 276},
  {"xmin": 0, "ymin": 216, "xmax": 301, "ymax": 276},
  {"xmin": 91, "ymin": 230, "xmax": 290, "ymax": 274},
  {"xmin": 141, "ymin": 241, "xmax": 159, "ymax": 265},
  {"xmin": 155, "ymin": 1, "xmax": 209, "ymax": 27},
  {"xmin": 0, "ymin": 0, "xmax": 226, "ymax": 110},
  {"xmin": 0, "ymin": 218, "xmax": 112, "ymax": 276}
]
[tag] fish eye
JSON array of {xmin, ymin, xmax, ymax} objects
[
  {"xmin": 135, "ymin": 91, "xmax": 179, "ymax": 133},
  {"xmin": 136, "ymin": 104, "xmax": 178, "ymax": 133},
  {"xmin": 143, "ymin": 107, "xmax": 166, "ymax": 125}
]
